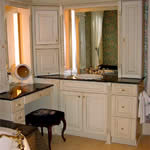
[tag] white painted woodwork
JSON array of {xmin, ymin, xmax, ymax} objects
[
  {"xmin": 32, "ymin": 6, "xmax": 60, "ymax": 75},
  {"xmin": 60, "ymin": 81, "xmax": 108, "ymax": 140},
  {"xmin": 6, "ymin": 0, "xmax": 32, "ymax": 5},
  {"xmin": 32, "ymin": 0, "xmax": 118, "ymax": 5},
  {"xmin": 36, "ymin": 49, "xmax": 59, "ymax": 75},
  {"xmin": 83, "ymin": 93, "xmax": 107, "ymax": 135},
  {"xmin": 111, "ymin": 83, "xmax": 140, "ymax": 146},
  {"xmin": 24, "ymin": 88, "xmax": 51, "ymax": 104},
  {"xmin": 0, "ymin": 87, "xmax": 51, "ymax": 124},
  {"xmin": 34, "ymin": 78, "xmax": 60, "ymax": 110},
  {"xmin": 60, "ymin": 80, "xmax": 108, "ymax": 94},
  {"xmin": 60, "ymin": 91, "xmax": 83, "ymax": 132},
  {"xmin": 111, "ymin": 95, "xmax": 137, "ymax": 118},
  {"xmin": 111, "ymin": 117, "xmax": 136, "ymax": 140},
  {"xmin": 112, "ymin": 83, "xmax": 138, "ymax": 96},
  {"xmin": 0, "ymin": 0, "xmax": 9, "ymax": 93},
  {"xmin": 33, "ymin": 7, "xmax": 58, "ymax": 45},
  {"xmin": 121, "ymin": 0, "xmax": 143, "ymax": 78}
]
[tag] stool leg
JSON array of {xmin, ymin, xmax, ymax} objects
[
  {"xmin": 41, "ymin": 127, "xmax": 44, "ymax": 136},
  {"xmin": 47, "ymin": 126, "xmax": 52, "ymax": 150},
  {"xmin": 61, "ymin": 117, "xmax": 66, "ymax": 142}
]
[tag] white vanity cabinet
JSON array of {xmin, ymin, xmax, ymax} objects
[
  {"xmin": 34, "ymin": 78, "xmax": 60, "ymax": 110},
  {"xmin": 60, "ymin": 91, "xmax": 83, "ymax": 132},
  {"xmin": 32, "ymin": 6, "xmax": 59, "ymax": 75},
  {"xmin": 83, "ymin": 93, "xmax": 107, "ymax": 136},
  {"xmin": 0, "ymin": 0, "xmax": 9, "ymax": 93},
  {"xmin": 111, "ymin": 83, "xmax": 140, "ymax": 146},
  {"xmin": 60, "ymin": 80, "xmax": 108, "ymax": 140},
  {"xmin": 0, "ymin": 97, "xmax": 25, "ymax": 124},
  {"xmin": 121, "ymin": 0, "xmax": 143, "ymax": 78}
]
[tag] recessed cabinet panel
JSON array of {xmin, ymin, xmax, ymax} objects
[
  {"xmin": 61, "ymin": 91, "xmax": 82, "ymax": 132},
  {"xmin": 36, "ymin": 49, "xmax": 59, "ymax": 75},
  {"xmin": 84, "ymin": 94, "xmax": 107, "ymax": 135},
  {"xmin": 112, "ymin": 95, "xmax": 137, "ymax": 118},
  {"xmin": 112, "ymin": 83, "xmax": 137, "ymax": 96},
  {"xmin": 121, "ymin": 0, "xmax": 142, "ymax": 78},
  {"xmin": 35, "ymin": 9, "xmax": 58, "ymax": 45},
  {"xmin": 111, "ymin": 117, "xmax": 136, "ymax": 140},
  {"xmin": 0, "ymin": 68, "xmax": 9, "ymax": 93},
  {"xmin": 0, "ymin": 0, "xmax": 9, "ymax": 93}
]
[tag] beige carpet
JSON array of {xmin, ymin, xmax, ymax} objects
[{"xmin": 36, "ymin": 134, "xmax": 150, "ymax": 150}]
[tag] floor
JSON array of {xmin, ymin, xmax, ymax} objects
[{"xmin": 36, "ymin": 134, "xmax": 150, "ymax": 150}]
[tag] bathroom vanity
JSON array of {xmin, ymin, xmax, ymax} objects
[{"xmin": 35, "ymin": 75, "xmax": 143, "ymax": 146}]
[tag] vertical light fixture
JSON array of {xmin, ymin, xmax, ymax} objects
[
  {"xmin": 71, "ymin": 10, "xmax": 77, "ymax": 74},
  {"xmin": 13, "ymin": 12, "xmax": 20, "ymax": 66}
]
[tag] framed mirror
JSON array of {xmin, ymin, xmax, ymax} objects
[{"xmin": 64, "ymin": 6, "xmax": 118, "ymax": 74}]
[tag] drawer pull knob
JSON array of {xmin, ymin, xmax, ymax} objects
[
  {"xmin": 78, "ymin": 96, "xmax": 80, "ymax": 98},
  {"xmin": 121, "ymin": 89, "xmax": 125, "ymax": 92},
  {"xmin": 121, "ymin": 106, "xmax": 125, "ymax": 109},
  {"xmin": 17, "ymin": 103, "xmax": 21, "ymax": 107},
  {"xmin": 121, "ymin": 128, "xmax": 124, "ymax": 130}
]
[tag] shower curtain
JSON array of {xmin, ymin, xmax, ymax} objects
[{"xmin": 91, "ymin": 11, "xmax": 104, "ymax": 68}]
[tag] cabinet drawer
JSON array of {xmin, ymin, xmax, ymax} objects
[
  {"xmin": 25, "ymin": 92, "xmax": 40, "ymax": 104},
  {"xmin": 24, "ymin": 88, "xmax": 51, "ymax": 104},
  {"xmin": 39, "ymin": 88, "xmax": 51, "ymax": 97},
  {"xmin": 12, "ymin": 110, "xmax": 25, "ymax": 123},
  {"xmin": 111, "ymin": 117, "xmax": 136, "ymax": 140},
  {"xmin": 60, "ymin": 80, "xmax": 108, "ymax": 93},
  {"xmin": 12, "ymin": 97, "xmax": 24, "ymax": 112},
  {"xmin": 112, "ymin": 96, "xmax": 137, "ymax": 118},
  {"xmin": 112, "ymin": 84, "xmax": 138, "ymax": 96}
]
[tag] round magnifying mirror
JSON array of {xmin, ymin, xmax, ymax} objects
[{"xmin": 15, "ymin": 64, "xmax": 30, "ymax": 80}]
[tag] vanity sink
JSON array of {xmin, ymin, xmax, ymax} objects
[{"xmin": 75, "ymin": 74, "xmax": 103, "ymax": 80}]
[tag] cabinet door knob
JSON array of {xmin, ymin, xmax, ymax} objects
[
  {"xmin": 121, "ymin": 106, "xmax": 125, "ymax": 109},
  {"xmin": 78, "ymin": 96, "xmax": 80, "ymax": 98},
  {"xmin": 18, "ymin": 116, "xmax": 22, "ymax": 120},
  {"xmin": 121, "ymin": 128, "xmax": 124, "ymax": 130}
]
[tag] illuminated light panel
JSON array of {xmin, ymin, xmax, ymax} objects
[
  {"xmin": 71, "ymin": 10, "xmax": 77, "ymax": 74},
  {"xmin": 13, "ymin": 13, "xmax": 20, "ymax": 66}
]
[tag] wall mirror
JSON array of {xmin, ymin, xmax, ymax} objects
[{"xmin": 64, "ymin": 6, "xmax": 118, "ymax": 74}]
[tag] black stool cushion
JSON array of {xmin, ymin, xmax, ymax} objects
[{"xmin": 26, "ymin": 109, "xmax": 65, "ymax": 127}]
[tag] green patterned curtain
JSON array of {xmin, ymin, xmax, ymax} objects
[
  {"xmin": 144, "ymin": 0, "xmax": 148, "ymax": 89},
  {"xmin": 144, "ymin": 0, "xmax": 148, "ymax": 78}
]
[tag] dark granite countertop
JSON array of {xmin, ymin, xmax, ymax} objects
[
  {"xmin": 0, "ymin": 83, "xmax": 54, "ymax": 101},
  {"xmin": 35, "ymin": 74, "xmax": 144, "ymax": 84}
]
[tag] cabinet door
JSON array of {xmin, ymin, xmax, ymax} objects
[
  {"xmin": 83, "ymin": 93, "xmax": 107, "ymax": 135},
  {"xmin": 60, "ymin": 91, "xmax": 82, "ymax": 132},
  {"xmin": 121, "ymin": 0, "xmax": 142, "ymax": 78},
  {"xmin": 34, "ymin": 7, "xmax": 58, "ymax": 45},
  {"xmin": 36, "ymin": 49, "xmax": 59, "ymax": 75},
  {"xmin": 0, "ymin": 0, "xmax": 9, "ymax": 93}
]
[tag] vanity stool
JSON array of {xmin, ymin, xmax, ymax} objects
[{"xmin": 25, "ymin": 108, "xmax": 66, "ymax": 150}]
